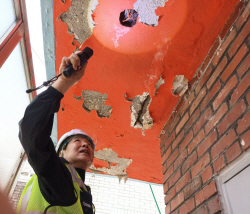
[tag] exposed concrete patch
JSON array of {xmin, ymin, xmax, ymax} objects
[
  {"xmin": 73, "ymin": 94, "xmax": 83, "ymax": 101},
  {"xmin": 154, "ymin": 76, "xmax": 165, "ymax": 96},
  {"xmin": 172, "ymin": 75, "xmax": 188, "ymax": 96},
  {"xmin": 133, "ymin": 0, "xmax": 168, "ymax": 27},
  {"xmin": 74, "ymin": 90, "xmax": 112, "ymax": 118},
  {"xmin": 89, "ymin": 148, "xmax": 132, "ymax": 182},
  {"xmin": 127, "ymin": 92, "xmax": 153, "ymax": 135},
  {"xmin": 58, "ymin": 0, "xmax": 98, "ymax": 46}
]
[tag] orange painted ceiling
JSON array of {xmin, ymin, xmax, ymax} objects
[{"xmin": 54, "ymin": 0, "xmax": 239, "ymax": 183}]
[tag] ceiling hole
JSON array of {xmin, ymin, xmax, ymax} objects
[{"xmin": 119, "ymin": 9, "xmax": 138, "ymax": 27}]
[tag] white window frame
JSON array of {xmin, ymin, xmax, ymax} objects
[{"xmin": 215, "ymin": 150, "xmax": 250, "ymax": 214}]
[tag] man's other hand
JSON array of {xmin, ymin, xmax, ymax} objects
[{"xmin": 52, "ymin": 51, "xmax": 88, "ymax": 94}]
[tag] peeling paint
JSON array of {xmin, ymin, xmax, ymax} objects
[
  {"xmin": 172, "ymin": 75, "xmax": 188, "ymax": 96},
  {"xmin": 74, "ymin": 90, "xmax": 112, "ymax": 118},
  {"xmin": 133, "ymin": 0, "xmax": 168, "ymax": 27},
  {"xmin": 127, "ymin": 92, "xmax": 153, "ymax": 134},
  {"xmin": 73, "ymin": 94, "xmax": 83, "ymax": 101},
  {"xmin": 90, "ymin": 148, "xmax": 132, "ymax": 182},
  {"xmin": 112, "ymin": 24, "xmax": 130, "ymax": 48},
  {"xmin": 58, "ymin": 0, "xmax": 98, "ymax": 46},
  {"xmin": 154, "ymin": 76, "xmax": 165, "ymax": 96}
]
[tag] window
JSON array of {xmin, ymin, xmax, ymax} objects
[
  {"xmin": 0, "ymin": 0, "xmax": 35, "ymax": 195},
  {"xmin": 216, "ymin": 151, "xmax": 250, "ymax": 214}
]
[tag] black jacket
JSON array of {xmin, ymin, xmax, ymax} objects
[{"xmin": 19, "ymin": 86, "xmax": 93, "ymax": 213}]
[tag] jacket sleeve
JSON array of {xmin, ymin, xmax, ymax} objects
[{"xmin": 19, "ymin": 86, "xmax": 77, "ymax": 205}]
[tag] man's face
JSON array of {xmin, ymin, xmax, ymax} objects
[{"xmin": 61, "ymin": 136, "xmax": 94, "ymax": 170}]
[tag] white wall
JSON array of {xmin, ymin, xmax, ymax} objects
[{"xmin": 12, "ymin": 160, "xmax": 165, "ymax": 213}]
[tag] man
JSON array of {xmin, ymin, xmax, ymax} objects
[{"xmin": 17, "ymin": 52, "xmax": 95, "ymax": 214}]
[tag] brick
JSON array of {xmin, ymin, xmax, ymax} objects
[
  {"xmin": 247, "ymin": 91, "xmax": 250, "ymax": 105},
  {"xmin": 164, "ymin": 182, "xmax": 168, "ymax": 194},
  {"xmin": 176, "ymin": 113, "xmax": 189, "ymax": 134},
  {"xmin": 213, "ymin": 29, "xmax": 236, "ymax": 66},
  {"xmin": 180, "ymin": 131, "xmax": 193, "ymax": 152},
  {"xmin": 183, "ymin": 176, "xmax": 202, "ymax": 198},
  {"xmin": 162, "ymin": 162, "xmax": 167, "ymax": 175},
  {"xmin": 202, "ymin": 166, "xmax": 213, "ymax": 184},
  {"xmin": 213, "ymin": 75, "xmax": 238, "ymax": 110},
  {"xmin": 237, "ymin": 110, "xmax": 250, "ymax": 134},
  {"xmin": 217, "ymin": 99, "xmax": 246, "ymax": 135},
  {"xmin": 162, "ymin": 114, "xmax": 174, "ymax": 133},
  {"xmin": 229, "ymin": 18, "xmax": 250, "ymax": 57},
  {"xmin": 195, "ymin": 66, "xmax": 213, "ymax": 95},
  {"xmin": 194, "ymin": 107, "xmax": 213, "ymax": 134},
  {"xmin": 169, "ymin": 169, "xmax": 181, "ymax": 188},
  {"xmin": 176, "ymin": 172, "xmax": 191, "ymax": 193},
  {"xmin": 207, "ymin": 56, "xmax": 227, "ymax": 89},
  {"xmin": 167, "ymin": 149, "xmax": 179, "ymax": 168},
  {"xmin": 165, "ymin": 187, "xmax": 176, "ymax": 204},
  {"xmin": 160, "ymin": 144, "xmax": 165, "ymax": 156},
  {"xmin": 171, "ymin": 192, "xmax": 184, "ymax": 211},
  {"xmin": 184, "ymin": 108, "xmax": 200, "ymax": 134},
  {"xmin": 195, "ymin": 181, "xmax": 217, "ymax": 206},
  {"xmin": 188, "ymin": 130, "xmax": 205, "ymax": 154},
  {"xmin": 163, "ymin": 166, "xmax": 173, "ymax": 183},
  {"xmin": 198, "ymin": 130, "xmax": 217, "ymax": 157},
  {"xmin": 161, "ymin": 130, "xmax": 175, "ymax": 149},
  {"xmin": 174, "ymin": 150, "xmax": 188, "ymax": 171},
  {"xmin": 165, "ymin": 132, "xmax": 175, "ymax": 150},
  {"xmin": 179, "ymin": 197, "xmax": 195, "ymax": 214},
  {"xmin": 161, "ymin": 146, "xmax": 171, "ymax": 165},
  {"xmin": 241, "ymin": 129, "xmax": 250, "ymax": 151},
  {"xmin": 174, "ymin": 97, "xmax": 185, "ymax": 117},
  {"xmin": 169, "ymin": 114, "xmax": 181, "ymax": 134},
  {"xmin": 220, "ymin": 1, "xmax": 244, "ymax": 39},
  {"xmin": 182, "ymin": 151, "xmax": 198, "ymax": 174},
  {"xmin": 237, "ymin": 53, "xmax": 250, "ymax": 78},
  {"xmin": 180, "ymin": 92, "xmax": 195, "ymax": 116},
  {"xmin": 222, "ymin": 43, "xmax": 248, "ymax": 82},
  {"xmin": 236, "ymin": 0, "xmax": 250, "ymax": 28},
  {"xmin": 190, "ymin": 87, "xmax": 206, "ymax": 115},
  {"xmin": 231, "ymin": 72, "xmax": 250, "ymax": 106},
  {"xmin": 226, "ymin": 142, "xmax": 242, "ymax": 163},
  {"xmin": 191, "ymin": 153, "xmax": 210, "ymax": 178},
  {"xmin": 213, "ymin": 155, "xmax": 226, "ymax": 173},
  {"xmin": 165, "ymin": 204, "xmax": 170, "ymax": 214},
  {"xmin": 201, "ymin": 80, "xmax": 221, "ymax": 112},
  {"xmin": 211, "ymin": 129, "xmax": 237, "ymax": 159},
  {"xmin": 205, "ymin": 103, "xmax": 228, "ymax": 134},
  {"xmin": 201, "ymin": 39, "xmax": 221, "ymax": 73},
  {"xmin": 192, "ymin": 204, "xmax": 208, "ymax": 214},
  {"xmin": 163, "ymin": 167, "xmax": 174, "ymax": 183},
  {"xmin": 172, "ymin": 130, "xmax": 184, "ymax": 150},
  {"xmin": 207, "ymin": 195, "xmax": 221, "ymax": 213}
]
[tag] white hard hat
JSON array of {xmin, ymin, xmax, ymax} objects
[{"xmin": 56, "ymin": 129, "xmax": 95, "ymax": 153}]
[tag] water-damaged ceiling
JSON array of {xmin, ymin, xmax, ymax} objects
[{"xmin": 50, "ymin": 0, "xmax": 239, "ymax": 183}]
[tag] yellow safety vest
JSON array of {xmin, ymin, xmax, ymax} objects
[{"xmin": 16, "ymin": 164, "xmax": 94, "ymax": 214}]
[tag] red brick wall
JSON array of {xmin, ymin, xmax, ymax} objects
[{"xmin": 160, "ymin": 1, "xmax": 250, "ymax": 213}]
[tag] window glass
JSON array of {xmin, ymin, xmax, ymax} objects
[
  {"xmin": 0, "ymin": 42, "xmax": 30, "ymax": 191},
  {"xmin": 0, "ymin": 0, "xmax": 16, "ymax": 40}
]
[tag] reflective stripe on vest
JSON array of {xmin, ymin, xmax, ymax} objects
[
  {"xmin": 18, "ymin": 164, "xmax": 86, "ymax": 214},
  {"xmin": 67, "ymin": 164, "xmax": 87, "ymax": 191},
  {"xmin": 22, "ymin": 211, "xmax": 55, "ymax": 214},
  {"xmin": 20, "ymin": 179, "xmax": 35, "ymax": 213}
]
